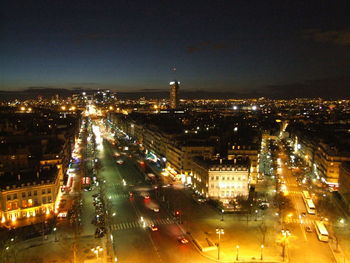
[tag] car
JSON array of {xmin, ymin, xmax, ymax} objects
[
  {"xmin": 305, "ymin": 226, "xmax": 312, "ymax": 233},
  {"xmin": 150, "ymin": 225, "xmax": 158, "ymax": 231},
  {"xmin": 129, "ymin": 192, "xmax": 134, "ymax": 198},
  {"xmin": 153, "ymin": 208, "xmax": 159, "ymax": 212},
  {"xmin": 144, "ymin": 195, "xmax": 150, "ymax": 200},
  {"xmin": 177, "ymin": 236, "xmax": 189, "ymax": 244},
  {"xmin": 116, "ymin": 159, "xmax": 124, "ymax": 165}
]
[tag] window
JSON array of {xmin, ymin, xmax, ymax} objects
[
  {"xmin": 216, "ymin": 176, "xmax": 219, "ymax": 180},
  {"xmin": 22, "ymin": 192, "xmax": 26, "ymax": 198},
  {"xmin": 48, "ymin": 196, "xmax": 52, "ymax": 203},
  {"xmin": 42, "ymin": 197, "xmax": 46, "ymax": 204},
  {"xmin": 47, "ymin": 188, "xmax": 51, "ymax": 194},
  {"xmin": 28, "ymin": 191, "xmax": 32, "ymax": 197},
  {"xmin": 34, "ymin": 190, "xmax": 37, "ymax": 196},
  {"xmin": 13, "ymin": 194, "xmax": 17, "ymax": 199},
  {"xmin": 7, "ymin": 195, "xmax": 11, "ymax": 201},
  {"xmin": 34, "ymin": 198, "xmax": 39, "ymax": 206},
  {"xmin": 42, "ymin": 189, "xmax": 46, "ymax": 195}
]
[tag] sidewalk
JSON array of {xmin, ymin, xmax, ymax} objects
[{"xmin": 181, "ymin": 215, "xmax": 283, "ymax": 263}]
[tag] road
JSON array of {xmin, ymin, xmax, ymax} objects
[
  {"xmin": 277, "ymin": 148, "xmax": 337, "ymax": 263},
  {"xmin": 95, "ymin": 134, "xmax": 213, "ymax": 263}
]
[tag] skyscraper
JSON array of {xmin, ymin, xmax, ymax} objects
[{"xmin": 169, "ymin": 80, "xmax": 180, "ymax": 109}]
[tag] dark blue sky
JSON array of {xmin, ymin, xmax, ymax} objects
[{"xmin": 1, "ymin": 0, "xmax": 350, "ymax": 97}]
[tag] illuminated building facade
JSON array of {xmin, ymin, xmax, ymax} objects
[
  {"xmin": 0, "ymin": 166, "xmax": 60, "ymax": 225},
  {"xmin": 227, "ymin": 144, "xmax": 259, "ymax": 184},
  {"xmin": 169, "ymin": 81, "xmax": 180, "ymax": 109},
  {"xmin": 313, "ymin": 142, "xmax": 350, "ymax": 188},
  {"xmin": 191, "ymin": 158, "xmax": 250, "ymax": 201}
]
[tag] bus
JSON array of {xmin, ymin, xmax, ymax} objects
[
  {"xmin": 302, "ymin": 190, "xmax": 311, "ymax": 200},
  {"xmin": 314, "ymin": 221, "xmax": 329, "ymax": 242},
  {"xmin": 302, "ymin": 190, "xmax": 316, "ymax": 214},
  {"xmin": 305, "ymin": 199, "xmax": 316, "ymax": 214}
]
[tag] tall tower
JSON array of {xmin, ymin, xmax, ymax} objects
[{"xmin": 169, "ymin": 80, "xmax": 180, "ymax": 109}]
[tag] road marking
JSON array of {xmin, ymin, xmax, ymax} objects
[{"xmin": 111, "ymin": 217, "xmax": 175, "ymax": 231}]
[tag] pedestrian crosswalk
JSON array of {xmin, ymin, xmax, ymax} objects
[
  {"xmin": 108, "ymin": 193, "xmax": 129, "ymax": 199},
  {"xmin": 287, "ymin": 190, "xmax": 300, "ymax": 195},
  {"xmin": 284, "ymin": 217, "xmax": 313, "ymax": 225},
  {"xmin": 110, "ymin": 217, "xmax": 174, "ymax": 231}
]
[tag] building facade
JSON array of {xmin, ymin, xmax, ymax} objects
[
  {"xmin": 0, "ymin": 166, "xmax": 61, "ymax": 225},
  {"xmin": 169, "ymin": 81, "xmax": 180, "ymax": 109},
  {"xmin": 191, "ymin": 158, "xmax": 250, "ymax": 202}
]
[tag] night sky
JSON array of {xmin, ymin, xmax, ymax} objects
[{"xmin": 1, "ymin": 0, "xmax": 350, "ymax": 97}]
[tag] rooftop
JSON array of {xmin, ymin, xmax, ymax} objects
[{"xmin": 0, "ymin": 165, "xmax": 58, "ymax": 190}]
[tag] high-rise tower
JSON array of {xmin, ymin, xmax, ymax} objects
[{"xmin": 169, "ymin": 80, "xmax": 180, "ymax": 109}]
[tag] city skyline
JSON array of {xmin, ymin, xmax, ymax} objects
[{"xmin": 1, "ymin": 1, "xmax": 350, "ymax": 98}]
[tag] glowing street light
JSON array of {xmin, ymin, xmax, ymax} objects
[
  {"xmin": 261, "ymin": 244, "xmax": 264, "ymax": 260},
  {"xmin": 91, "ymin": 246, "xmax": 103, "ymax": 259},
  {"xmin": 216, "ymin": 228, "xmax": 224, "ymax": 260},
  {"xmin": 281, "ymin": 229, "xmax": 291, "ymax": 261},
  {"xmin": 236, "ymin": 245, "xmax": 239, "ymax": 261}
]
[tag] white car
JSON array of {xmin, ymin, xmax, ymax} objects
[
  {"xmin": 153, "ymin": 208, "xmax": 160, "ymax": 212},
  {"xmin": 116, "ymin": 159, "xmax": 124, "ymax": 165}
]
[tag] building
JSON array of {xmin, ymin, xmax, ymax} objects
[
  {"xmin": 313, "ymin": 142, "xmax": 350, "ymax": 188},
  {"xmin": 0, "ymin": 166, "xmax": 61, "ymax": 226},
  {"xmin": 169, "ymin": 81, "xmax": 180, "ymax": 109},
  {"xmin": 338, "ymin": 162, "xmax": 350, "ymax": 213},
  {"xmin": 227, "ymin": 143, "xmax": 259, "ymax": 184},
  {"xmin": 190, "ymin": 158, "xmax": 250, "ymax": 203}
]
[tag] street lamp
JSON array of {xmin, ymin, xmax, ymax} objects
[
  {"xmin": 236, "ymin": 245, "xmax": 239, "ymax": 261},
  {"xmin": 53, "ymin": 227, "xmax": 58, "ymax": 242},
  {"xmin": 91, "ymin": 246, "xmax": 103, "ymax": 259},
  {"xmin": 221, "ymin": 209, "xmax": 224, "ymax": 221},
  {"xmin": 281, "ymin": 229, "xmax": 291, "ymax": 261},
  {"xmin": 260, "ymin": 244, "xmax": 264, "ymax": 260},
  {"xmin": 216, "ymin": 228, "xmax": 224, "ymax": 260}
]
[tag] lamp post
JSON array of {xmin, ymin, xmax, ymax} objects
[
  {"xmin": 91, "ymin": 246, "xmax": 103, "ymax": 260},
  {"xmin": 236, "ymin": 245, "xmax": 239, "ymax": 261},
  {"xmin": 260, "ymin": 244, "xmax": 264, "ymax": 260},
  {"xmin": 216, "ymin": 228, "xmax": 224, "ymax": 260},
  {"xmin": 221, "ymin": 209, "xmax": 224, "ymax": 221},
  {"xmin": 281, "ymin": 229, "xmax": 291, "ymax": 261},
  {"xmin": 53, "ymin": 227, "xmax": 58, "ymax": 242}
]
